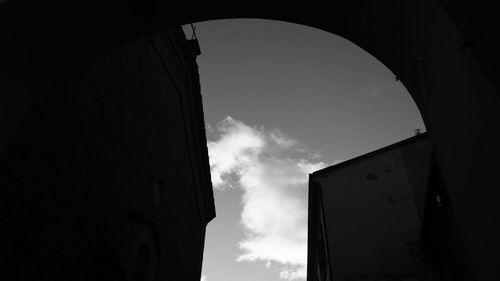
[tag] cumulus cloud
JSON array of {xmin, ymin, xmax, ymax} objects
[{"xmin": 207, "ymin": 116, "xmax": 328, "ymax": 280}]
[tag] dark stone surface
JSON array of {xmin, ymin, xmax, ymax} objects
[
  {"xmin": 0, "ymin": 28, "xmax": 213, "ymax": 281},
  {"xmin": 1, "ymin": 1, "xmax": 499, "ymax": 280}
]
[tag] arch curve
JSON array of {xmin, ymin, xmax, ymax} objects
[{"xmin": 1, "ymin": 1, "xmax": 500, "ymax": 281}]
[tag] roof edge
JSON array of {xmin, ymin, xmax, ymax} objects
[{"xmin": 311, "ymin": 132, "xmax": 429, "ymax": 177}]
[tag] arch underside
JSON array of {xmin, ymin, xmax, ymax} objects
[{"xmin": 1, "ymin": 1, "xmax": 499, "ymax": 280}]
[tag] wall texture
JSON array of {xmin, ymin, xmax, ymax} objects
[
  {"xmin": 0, "ymin": 28, "xmax": 214, "ymax": 281},
  {"xmin": 309, "ymin": 134, "xmax": 432, "ymax": 281}
]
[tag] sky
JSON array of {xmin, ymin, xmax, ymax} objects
[{"xmin": 183, "ymin": 19, "xmax": 425, "ymax": 281}]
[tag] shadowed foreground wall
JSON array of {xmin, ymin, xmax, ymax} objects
[{"xmin": 0, "ymin": 27, "xmax": 215, "ymax": 281}]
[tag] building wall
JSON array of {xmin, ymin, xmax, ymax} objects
[
  {"xmin": 307, "ymin": 181, "xmax": 333, "ymax": 281},
  {"xmin": 397, "ymin": 136, "xmax": 433, "ymax": 221},
  {"xmin": 309, "ymin": 135, "xmax": 431, "ymax": 281},
  {"xmin": 0, "ymin": 28, "xmax": 214, "ymax": 281},
  {"xmin": 351, "ymin": 3, "xmax": 500, "ymax": 279},
  {"xmin": 419, "ymin": 155, "xmax": 477, "ymax": 281}
]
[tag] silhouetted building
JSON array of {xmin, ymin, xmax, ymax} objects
[
  {"xmin": 0, "ymin": 27, "xmax": 215, "ymax": 281},
  {"xmin": 307, "ymin": 133, "xmax": 475, "ymax": 281},
  {"xmin": 418, "ymin": 153, "xmax": 478, "ymax": 281}
]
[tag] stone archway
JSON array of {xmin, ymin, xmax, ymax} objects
[{"xmin": 1, "ymin": 1, "xmax": 499, "ymax": 280}]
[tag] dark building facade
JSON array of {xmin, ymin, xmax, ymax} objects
[
  {"xmin": 418, "ymin": 153, "xmax": 477, "ymax": 281},
  {"xmin": 0, "ymin": 27, "xmax": 215, "ymax": 281},
  {"xmin": 307, "ymin": 133, "xmax": 476, "ymax": 281}
]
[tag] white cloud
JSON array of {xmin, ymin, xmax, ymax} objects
[
  {"xmin": 207, "ymin": 116, "xmax": 328, "ymax": 280},
  {"xmin": 208, "ymin": 117, "xmax": 265, "ymax": 189},
  {"xmin": 205, "ymin": 122, "xmax": 215, "ymax": 135},
  {"xmin": 280, "ymin": 266, "xmax": 307, "ymax": 281},
  {"xmin": 201, "ymin": 275, "xmax": 207, "ymax": 281}
]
